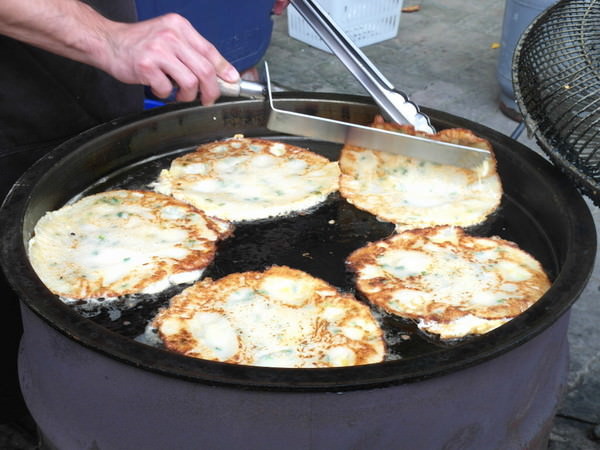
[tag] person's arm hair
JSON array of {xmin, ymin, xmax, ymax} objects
[
  {"xmin": 0, "ymin": 0, "xmax": 109, "ymax": 64},
  {"xmin": 0, "ymin": 0, "xmax": 239, "ymax": 104}
]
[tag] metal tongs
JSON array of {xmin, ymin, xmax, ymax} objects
[{"xmin": 219, "ymin": 0, "xmax": 491, "ymax": 169}]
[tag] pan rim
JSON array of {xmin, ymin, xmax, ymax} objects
[{"xmin": 1, "ymin": 94, "xmax": 595, "ymax": 392}]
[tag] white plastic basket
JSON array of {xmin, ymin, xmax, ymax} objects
[{"xmin": 287, "ymin": 0, "xmax": 404, "ymax": 52}]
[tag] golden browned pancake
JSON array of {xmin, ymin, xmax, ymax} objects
[
  {"xmin": 339, "ymin": 117, "xmax": 503, "ymax": 230},
  {"xmin": 153, "ymin": 136, "xmax": 340, "ymax": 222},
  {"xmin": 346, "ymin": 226, "xmax": 551, "ymax": 339},
  {"xmin": 150, "ymin": 266, "xmax": 385, "ymax": 367},
  {"xmin": 28, "ymin": 190, "xmax": 233, "ymax": 300}
]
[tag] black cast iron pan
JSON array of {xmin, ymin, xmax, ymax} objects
[{"xmin": 0, "ymin": 93, "xmax": 595, "ymax": 391}]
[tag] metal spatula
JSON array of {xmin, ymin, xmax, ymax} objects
[
  {"xmin": 219, "ymin": 74, "xmax": 491, "ymax": 170},
  {"xmin": 218, "ymin": 0, "xmax": 491, "ymax": 169}
]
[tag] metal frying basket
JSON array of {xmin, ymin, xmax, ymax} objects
[{"xmin": 513, "ymin": 0, "xmax": 600, "ymax": 204}]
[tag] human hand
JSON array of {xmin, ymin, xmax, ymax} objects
[
  {"xmin": 103, "ymin": 13, "xmax": 239, "ymax": 105},
  {"xmin": 272, "ymin": 0, "xmax": 290, "ymax": 15}
]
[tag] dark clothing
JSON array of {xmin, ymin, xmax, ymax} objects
[
  {"xmin": 0, "ymin": 0, "xmax": 144, "ymax": 426},
  {"xmin": 0, "ymin": 0, "xmax": 143, "ymax": 153},
  {"xmin": 0, "ymin": 144, "xmax": 54, "ymax": 428}
]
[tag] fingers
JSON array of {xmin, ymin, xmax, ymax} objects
[
  {"xmin": 148, "ymin": 73, "xmax": 175, "ymax": 100},
  {"xmin": 121, "ymin": 14, "xmax": 239, "ymax": 105},
  {"xmin": 173, "ymin": 14, "xmax": 239, "ymax": 104}
]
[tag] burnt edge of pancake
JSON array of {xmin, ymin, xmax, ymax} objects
[
  {"xmin": 28, "ymin": 189, "xmax": 233, "ymax": 301},
  {"xmin": 152, "ymin": 135, "xmax": 341, "ymax": 223},
  {"xmin": 145, "ymin": 265, "xmax": 386, "ymax": 368},
  {"xmin": 338, "ymin": 116, "xmax": 504, "ymax": 230},
  {"xmin": 345, "ymin": 225, "xmax": 551, "ymax": 341},
  {"xmin": 351, "ymin": 286, "xmax": 468, "ymax": 352}
]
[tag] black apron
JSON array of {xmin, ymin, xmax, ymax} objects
[{"xmin": 0, "ymin": 0, "xmax": 144, "ymax": 424}]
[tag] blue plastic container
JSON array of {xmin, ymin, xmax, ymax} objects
[
  {"xmin": 143, "ymin": 98, "xmax": 166, "ymax": 109},
  {"xmin": 135, "ymin": 0, "xmax": 275, "ymax": 72}
]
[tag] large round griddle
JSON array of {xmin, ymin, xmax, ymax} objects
[{"xmin": 1, "ymin": 93, "xmax": 595, "ymax": 391}]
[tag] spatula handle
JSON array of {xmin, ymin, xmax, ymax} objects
[{"xmin": 218, "ymin": 79, "xmax": 266, "ymax": 99}]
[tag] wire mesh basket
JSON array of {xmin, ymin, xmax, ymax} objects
[
  {"xmin": 513, "ymin": 0, "xmax": 600, "ymax": 204},
  {"xmin": 288, "ymin": 0, "xmax": 404, "ymax": 52}
]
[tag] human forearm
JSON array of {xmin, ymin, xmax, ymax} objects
[
  {"xmin": 0, "ymin": 0, "xmax": 239, "ymax": 104},
  {"xmin": 0, "ymin": 0, "xmax": 111, "ymax": 67}
]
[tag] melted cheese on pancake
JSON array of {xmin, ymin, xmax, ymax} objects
[
  {"xmin": 150, "ymin": 266, "xmax": 385, "ymax": 367},
  {"xmin": 28, "ymin": 190, "xmax": 233, "ymax": 300},
  {"xmin": 153, "ymin": 136, "xmax": 340, "ymax": 222},
  {"xmin": 346, "ymin": 226, "xmax": 551, "ymax": 339},
  {"xmin": 338, "ymin": 118, "xmax": 503, "ymax": 229}
]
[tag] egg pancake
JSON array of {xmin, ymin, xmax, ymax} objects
[
  {"xmin": 346, "ymin": 226, "xmax": 551, "ymax": 339},
  {"xmin": 153, "ymin": 136, "xmax": 340, "ymax": 222},
  {"xmin": 338, "ymin": 117, "xmax": 503, "ymax": 229},
  {"xmin": 28, "ymin": 190, "xmax": 233, "ymax": 300},
  {"xmin": 150, "ymin": 266, "xmax": 385, "ymax": 367}
]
